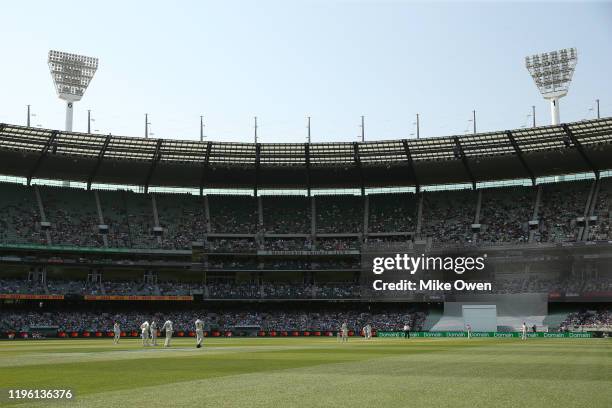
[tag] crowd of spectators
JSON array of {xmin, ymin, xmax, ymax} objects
[
  {"xmin": 40, "ymin": 186, "xmax": 104, "ymax": 247},
  {"xmin": 262, "ymin": 196, "xmax": 310, "ymax": 234},
  {"xmin": 0, "ymin": 307, "xmax": 426, "ymax": 333},
  {"xmin": 316, "ymin": 195, "xmax": 363, "ymax": 233},
  {"xmin": 207, "ymin": 282, "xmax": 260, "ymax": 299},
  {"xmin": 208, "ymin": 259, "xmax": 259, "ymax": 270},
  {"xmin": 206, "ymin": 238, "xmax": 257, "ymax": 252},
  {"xmin": 560, "ymin": 309, "xmax": 612, "ymax": 331},
  {"xmin": 209, "ymin": 196, "xmax": 258, "ymax": 234},
  {"xmin": 490, "ymin": 274, "xmax": 612, "ymax": 295},
  {"xmin": 3, "ymin": 274, "xmax": 611, "ymax": 297},
  {"xmin": 478, "ymin": 187, "xmax": 532, "ymax": 244},
  {"xmin": 1, "ymin": 179, "xmax": 611, "ymax": 250},
  {"xmin": 0, "ymin": 279, "xmax": 47, "ymax": 294},
  {"xmin": 365, "ymin": 236, "xmax": 411, "ymax": 246},
  {"xmin": 262, "ymin": 259, "xmax": 310, "ymax": 270},
  {"xmin": 0, "ymin": 183, "xmax": 47, "ymax": 246},
  {"xmin": 0, "ymin": 278, "xmax": 366, "ymax": 299},
  {"xmin": 264, "ymin": 238, "xmax": 312, "ymax": 251},
  {"xmin": 316, "ymin": 238, "xmax": 360, "ymax": 251},
  {"xmin": 586, "ymin": 179, "xmax": 612, "ymax": 241},
  {"xmin": 262, "ymin": 283, "xmax": 313, "ymax": 299},
  {"xmin": 311, "ymin": 259, "xmax": 359, "ymax": 269},
  {"xmin": 534, "ymin": 181, "xmax": 590, "ymax": 243},
  {"xmin": 368, "ymin": 193, "xmax": 416, "ymax": 233},
  {"xmin": 156, "ymin": 193, "xmax": 207, "ymax": 250},
  {"xmin": 98, "ymin": 190, "xmax": 131, "ymax": 248},
  {"xmin": 46, "ymin": 280, "xmax": 103, "ymax": 295},
  {"xmin": 421, "ymin": 189, "xmax": 475, "ymax": 244}
]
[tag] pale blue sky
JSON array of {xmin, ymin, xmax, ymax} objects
[{"xmin": 0, "ymin": 1, "xmax": 611, "ymax": 143}]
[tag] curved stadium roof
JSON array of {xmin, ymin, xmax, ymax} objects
[{"xmin": 0, "ymin": 118, "xmax": 611, "ymax": 191}]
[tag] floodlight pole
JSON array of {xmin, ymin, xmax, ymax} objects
[
  {"xmin": 254, "ymin": 116, "xmax": 258, "ymax": 143},
  {"xmin": 472, "ymin": 110, "xmax": 476, "ymax": 134},
  {"xmin": 307, "ymin": 116, "xmax": 311, "ymax": 144},
  {"xmin": 596, "ymin": 99, "xmax": 600, "ymax": 119},
  {"xmin": 145, "ymin": 113, "xmax": 149, "ymax": 138},
  {"xmin": 416, "ymin": 114, "xmax": 420, "ymax": 139},
  {"xmin": 65, "ymin": 102, "xmax": 75, "ymax": 131},
  {"xmin": 87, "ymin": 110, "xmax": 92, "ymax": 134},
  {"xmin": 550, "ymin": 98, "xmax": 560, "ymax": 125},
  {"xmin": 532, "ymin": 105, "xmax": 536, "ymax": 128},
  {"xmin": 360, "ymin": 115, "xmax": 365, "ymax": 142},
  {"xmin": 27, "ymin": 105, "xmax": 31, "ymax": 127},
  {"xmin": 200, "ymin": 115, "xmax": 205, "ymax": 141}
]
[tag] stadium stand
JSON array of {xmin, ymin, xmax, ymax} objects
[
  {"xmin": 316, "ymin": 195, "xmax": 363, "ymax": 233},
  {"xmin": 0, "ymin": 183, "xmax": 45, "ymax": 245},
  {"xmin": 0, "ymin": 306, "xmax": 427, "ymax": 333},
  {"xmin": 39, "ymin": 186, "xmax": 103, "ymax": 247},
  {"xmin": 479, "ymin": 186, "xmax": 534, "ymax": 244},
  {"xmin": 262, "ymin": 196, "xmax": 311, "ymax": 234},
  {"xmin": 1, "ymin": 118, "xmax": 612, "ymax": 338},
  {"xmin": 209, "ymin": 195, "xmax": 258, "ymax": 234},
  {"xmin": 422, "ymin": 189, "xmax": 475, "ymax": 244},
  {"xmin": 368, "ymin": 193, "xmax": 417, "ymax": 233}
]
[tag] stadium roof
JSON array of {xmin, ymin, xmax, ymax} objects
[{"xmin": 0, "ymin": 118, "xmax": 611, "ymax": 192}]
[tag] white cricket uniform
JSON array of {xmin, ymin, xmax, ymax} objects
[
  {"xmin": 113, "ymin": 323, "xmax": 121, "ymax": 344},
  {"xmin": 521, "ymin": 324, "xmax": 527, "ymax": 340},
  {"xmin": 150, "ymin": 321, "xmax": 158, "ymax": 346},
  {"xmin": 341, "ymin": 323, "xmax": 348, "ymax": 342},
  {"xmin": 366, "ymin": 324, "xmax": 372, "ymax": 340},
  {"xmin": 466, "ymin": 325, "xmax": 472, "ymax": 339},
  {"xmin": 162, "ymin": 320, "xmax": 173, "ymax": 347},
  {"xmin": 140, "ymin": 321, "xmax": 150, "ymax": 346},
  {"xmin": 403, "ymin": 324, "xmax": 410, "ymax": 338},
  {"xmin": 195, "ymin": 319, "xmax": 204, "ymax": 347}
]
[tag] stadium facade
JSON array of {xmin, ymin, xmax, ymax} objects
[{"xmin": 1, "ymin": 118, "xmax": 611, "ymax": 338}]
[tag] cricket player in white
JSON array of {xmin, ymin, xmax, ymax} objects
[
  {"xmin": 195, "ymin": 318, "xmax": 204, "ymax": 348},
  {"xmin": 366, "ymin": 324, "xmax": 372, "ymax": 340},
  {"xmin": 162, "ymin": 320, "xmax": 173, "ymax": 347},
  {"xmin": 140, "ymin": 321, "xmax": 150, "ymax": 346},
  {"xmin": 403, "ymin": 324, "xmax": 410, "ymax": 339},
  {"xmin": 341, "ymin": 322, "xmax": 348, "ymax": 343},
  {"xmin": 521, "ymin": 322, "xmax": 527, "ymax": 340},
  {"xmin": 113, "ymin": 322, "xmax": 121, "ymax": 344},
  {"xmin": 150, "ymin": 320, "xmax": 158, "ymax": 346},
  {"xmin": 466, "ymin": 324, "xmax": 472, "ymax": 339}
]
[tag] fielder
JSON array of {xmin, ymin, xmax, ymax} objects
[
  {"xmin": 150, "ymin": 320, "xmax": 158, "ymax": 346},
  {"xmin": 403, "ymin": 324, "xmax": 410, "ymax": 339},
  {"xmin": 341, "ymin": 322, "xmax": 348, "ymax": 343},
  {"xmin": 195, "ymin": 318, "xmax": 204, "ymax": 348},
  {"xmin": 113, "ymin": 322, "xmax": 121, "ymax": 344},
  {"xmin": 162, "ymin": 319, "xmax": 173, "ymax": 347},
  {"xmin": 466, "ymin": 324, "xmax": 472, "ymax": 339},
  {"xmin": 366, "ymin": 324, "xmax": 372, "ymax": 340},
  {"xmin": 521, "ymin": 322, "xmax": 527, "ymax": 340},
  {"xmin": 140, "ymin": 321, "xmax": 150, "ymax": 346}
]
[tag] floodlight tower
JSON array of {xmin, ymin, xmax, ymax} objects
[
  {"xmin": 48, "ymin": 50, "xmax": 98, "ymax": 132},
  {"xmin": 525, "ymin": 48, "xmax": 577, "ymax": 125}
]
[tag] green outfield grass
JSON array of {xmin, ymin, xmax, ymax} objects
[{"xmin": 0, "ymin": 337, "xmax": 610, "ymax": 407}]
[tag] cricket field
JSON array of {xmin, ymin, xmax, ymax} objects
[{"xmin": 0, "ymin": 337, "xmax": 610, "ymax": 407}]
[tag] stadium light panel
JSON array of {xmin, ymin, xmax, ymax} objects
[
  {"xmin": 48, "ymin": 50, "xmax": 99, "ymax": 132},
  {"xmin": 525, "ymin": 48, "xmax": 577, "ymax": 126}
]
